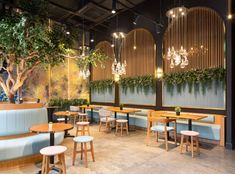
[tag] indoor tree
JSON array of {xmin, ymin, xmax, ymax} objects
[{"xmin": 0, "ymin": 0, "xmax": 78, "ymax": 103}]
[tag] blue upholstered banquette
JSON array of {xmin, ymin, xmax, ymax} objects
[{"xmin": 0, "ymin": 107, "xmax": 64, "ymax": 161}]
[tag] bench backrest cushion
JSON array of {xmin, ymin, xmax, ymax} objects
[{"xmin": 0, "ymin": 108, "xmax": 48, "ymax": 136}]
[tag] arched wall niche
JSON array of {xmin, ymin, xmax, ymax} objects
[
  {"xmin": 92, "ymin": 41, "xmax": 114, "ymax": 81},
  {"xmin": 121, "ymin": 28, "xmax": 156, "ymax": 77},
  {"xmin": 163, "ymin": 7, "xmax": 225, "ymax": 73}
]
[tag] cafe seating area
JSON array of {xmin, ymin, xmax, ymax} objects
[{"xmin": 0, "ymin": 0, "xmax": 235, "ymax": 174}]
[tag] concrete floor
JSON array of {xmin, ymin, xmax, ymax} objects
[{"xmin": 0, "ymin": 125, "xmax": 235, "ymax": 174}]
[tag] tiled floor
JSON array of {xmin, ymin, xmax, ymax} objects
[{"xmin": 1, "ymin": 125, "xmax": 235, "ymax": 174}]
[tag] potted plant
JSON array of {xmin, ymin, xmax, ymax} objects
[
  {"xmin": 175, "ymin": 106, "xmax": 181, "ymax": 116},
  {"xmin": 120, "ymin": 104, "xmax": 124, "ymax": 110}
]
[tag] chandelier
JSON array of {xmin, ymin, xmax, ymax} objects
[
  {"xmin": 111, "ymin": 32, "xmax": 127, "ymax": 76},
  {"xmin": 166, "ymin": 6, "xmax": 189, "ymax": 69},
  {"xmin": 78, "ymin": 31, "xmax": 90, "ymax": 79}
]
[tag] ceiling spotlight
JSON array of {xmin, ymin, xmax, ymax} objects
[
  {"xmin": 111, "ymin": 0, "xmax": 116, "ymax": 14},
  {"xmin": 228, "ymin": 14, "xmax": 232, "ymax": 19},
  {"xmin": 90, "ymin": 38, "xmax": 94, "ymax": 43},
  {"xmin": 133, "ymin": 15, "xmax": 140, "ymax": 25},
  {"xmin": 66, "ymin": 31, "xmax": 70, "ymax": 35},
  {"xmin": 111, "ymin": 44, "xmax": 114, "ymax": 47},
  {"xmin": 133, "ymin": 45, "xmax": 137, "ymax": 50},
  {"xmin": 179, "ymin": 8, "xmax": 183, "ymax": 12}
]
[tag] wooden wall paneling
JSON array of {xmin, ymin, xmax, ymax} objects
[
  {"xmin": 121, "ymin": 28, "xmax": 156, "ymax": 77},
  {"xmin": 93, "ymin": 41, "xmax": 114, "ymax": 80},
  {"xmin": 163, "ymin": 7, "xmax": 225, "ymax": 73}
]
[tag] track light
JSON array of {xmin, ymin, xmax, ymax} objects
[
  {"xmin": 111, "ymin": 0, "xmax": 116, "ymax": 14},
  {"xmin": 133, "ymin": 15, "xmax": 140, "ymax": 25},
  {"xmin": 228, "ymin": 14, "xmax": 232, "ymax": 19},
  {"xmin": 66, "ymin": 31, "xmax": 70, "ymax": 35},
  {"xmin": 90, "ymin": 38, "xmax": 94, "ymax": 42}
]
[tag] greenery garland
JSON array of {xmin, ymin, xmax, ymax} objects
[
  {"xmin": 120, "ymin": 75, "xmax": 156, "ymax": 95},
  {"xmin": 90, "ymin": 79, "xmax": 115, "ymax": 94},
  {"xmin": 162, "ymin": 68, "xmax": 226, "ymax": 94}
]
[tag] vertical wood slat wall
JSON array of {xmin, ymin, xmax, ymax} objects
[
  {"xmin": 121, "ymin": 29, "xmax": 156, "ymax": 77},
  {"xmin": 163, "ymin": 7, "xmax": 225, "ymax": 73},
  {"xmin": 92, "ymin": 41, "xmax": 114, "ymax": 81}
]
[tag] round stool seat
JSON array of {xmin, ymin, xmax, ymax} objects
[
  {"xmin": 74, "ymin": 136, "xmax": 94, "ymax": 143},
  {"xmin": 40, "ymin": 145, "xmax": 67, "ymax": 156},
  {"xmin": 78, "ymin": 113, "xmax": 88, "ymax": 116},
  {"xmin": 181, "ymin": 130, "xmax": 199, "ymax": 136},
  {"xmin": 76, "ymin": 121, "xmax": 90, "ymax": 125},
  {"xmin": 116, "ymin": 119, "xmax": 128, "ymax": 123}
]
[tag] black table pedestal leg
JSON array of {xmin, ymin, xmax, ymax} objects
[
  {"xmin": 188, "ymin": 119, "xmax": 192, "ymax": 130},
  {"xmin": 49, "ymin": 132, "xmax": 55, "ymax": 164},
  {"xmin": 127, "ymin": 113, "xmax": 130, "ymax": 131},
  {"xmin": 91, "ymin": 108, "xmax": 93, "ymax": 123},
  {"xmin": 115, "ymin": 112, "xmax": 117, "ymax": 119}
]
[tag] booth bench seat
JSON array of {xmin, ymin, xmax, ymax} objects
[
  {"xmin": 0, "ymin": 132, "xmax": 64, "ymax": 161},
  {"xmin": 0, "ymin": 105, "xmax": 65, "ymax": 162},
  {"xmin": 86, "ymin": 107, "xmax": 224, "ymax": 145}
]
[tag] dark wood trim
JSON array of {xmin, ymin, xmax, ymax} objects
[{"xmin": 90, "ymin": 102, "xmax": 114, "ymax": 106}]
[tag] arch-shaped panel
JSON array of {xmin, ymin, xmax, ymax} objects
[
  {"xmin": 163, "ymin": 7, "xmax": 225, "ymax": 73},
  {"xmin": 92, "ymin": 41, "xmax": 114, "ymax": 80},
  {"xmin": 121, "ymin": 28, "xmax": 156, "ymax": 77}
]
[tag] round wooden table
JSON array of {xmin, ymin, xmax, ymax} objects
[
  {"xmin": 30, "ymin": 123, "xmax": 73, "ymax": 165},
  {"xmin": 54, "ymin": 111, "xmax": 79, "ymax": 138}
]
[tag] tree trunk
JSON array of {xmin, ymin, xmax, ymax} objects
[{"xmin": 8, "ymin": 93, "xmax": 15, "ymax": 103}]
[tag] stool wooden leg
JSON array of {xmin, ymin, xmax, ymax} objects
[
  {"xmin": 76, "ymin": 125, "xmax": 79, "ymax": 136},
  {"xmin": 82, "ymin": 126, "xmax": 85, "ymax": 136},
  {"xmin": 87, "ymin": 125, "xmax": 90, "ymax": 136},
  {"xmin": 41, "ymin": 155, "xmax": 46, "ymax": 174},
  {"xmin": 81, "ymin": 143, "xmax": 83, "ymax": 160},
  {"xmin": 164, "ymin": 131, "xmax": 168, "ymax": 151},
  {"xmin": 186, "ymin": 136, "xmax": 189, "ymax": 152},
  {"xmin": 61, "ymin": 153, "xmax": 67, "ymax": 174},
  {"xmin": 126, "ymin": 122, "xmax": 129, "ymax": 135},
  {"xmin": 45, "ymin": 156, "xmax": 50, "ymax": 174},
  {"xmin": 84, "ymin": 142, "xmax": 88, "ymax": 168},
  {"xmin": 191, "ymin": 136, "xmax": 194, "ymax": 158},
  {"xmin": 121, "ymin": 123, "xmax": 123, "ymax": 136},
  {"xmin": 196, "ymin": 136, "xmax": 200, "ymax": 155},
  {"xmin": 115, "ymin": 122, "xmax": 118, "ymax": 135},
  {"xmin": 72, "ymin": 142, "xmax": 77, "ymax": 166},
  {"xmin": 180, "ymin": 134, "xmax": 184, "ymax": 154},
  {"xmin": 105, "ymin": 122, "xmax": 109, "ymax": 131},
  {"xmin": 90, "ymin": 141, "xmax": 95, "ymax": 162},
  {"xmin": 174, "ymin": 130, "xmax": 177, "ymax": 145},
  {"xmin": 99, "ymin": 121, "xmax": 102, "ymax": 132},
  {"xmin": 156, "ymin": 132, "xmax": 159, "ymax": 142}
]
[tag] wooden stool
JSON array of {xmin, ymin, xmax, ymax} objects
[
  {"xmin": 72, "ymin": 136, "xmax": 95, "ymax": 168},
  {"xmin": 40, "ymin": 146, "xmax": 67, "ymax": 174},
  {"xmin": 116, "ymin": 119, "xmax": 129, "ymax": 136},
  {"xmin": 78, "ymin": 113, "xmax": 89, "ymax": 122},
  {"xmin": 76, "ymin": 121, "xmax": 90, "ymax": 136},
  {"xmin": 180, "ymin": 130, "xmax": 200, "ymax": 157}
]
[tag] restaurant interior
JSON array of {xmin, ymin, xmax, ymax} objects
[{"xmin": 0, "ymin": 0, "xmax": 235, "ymax": 173}]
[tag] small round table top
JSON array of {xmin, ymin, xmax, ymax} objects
[
  {"xmin": 54, "ymin": 111, "xmax": 79, "ymax": 117},
  {"xmin": 30, "ymin": 123, "xmax": 73, "ymax": 133}
]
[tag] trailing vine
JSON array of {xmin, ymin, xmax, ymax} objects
[
  {"xmin": 120, "ymin": 75, "xmax": 156, "ymax": 95},
  {"xmin": 162, "ymin": 68, "xmax": 226, "ymax": 94},
  {"xmin": 90, "ymin": 79, "xmax": 115, "ymax": 94}
]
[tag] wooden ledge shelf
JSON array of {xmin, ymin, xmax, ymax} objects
[{"xmin": 0, "ymin": 103, "xmax": 43, "ymax": 110}]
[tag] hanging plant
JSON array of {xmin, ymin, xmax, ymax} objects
[
  {"xmin": 90, "ymin": 79, "xmax": 115, "ymax": 94},
  {"xmin": 162, "ymin": 67, "xmax": 226, "ymax": 94},
  {"xmin": 77, "ymin": 49, "xmax": 110, "ymax": 69},
  {"xmin": 120, "ymin": 75, "xmax": 156, "ymax": 95}
]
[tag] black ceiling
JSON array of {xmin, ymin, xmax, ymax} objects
[{"xmin": 47, "ymin": 0, "xmax": 146, "ymax": 33}]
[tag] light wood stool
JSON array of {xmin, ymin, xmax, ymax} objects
[
  {"xmin": 72, "ymin": 136, "xmax": 95, "ymax": 168},
  {"xmin": 76, "ymin": 121, "xmax": 90, "ymax": 136},
  {"xmin": 78, "ymin": 113, "xmax": 89, "ymax": 122},
  {"xmin": 40, "ymin": 146, "xmax": 67, "ymax": 174},
  {"xmin": 116, "ymin": 119, "xmax": 129, "ymax": 136},
  {"xmin": 180, "ymin": 130, "xmax": 200, "ymax": 157}
]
